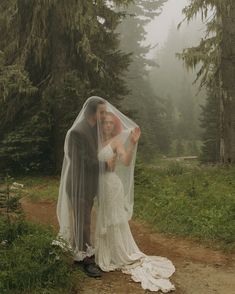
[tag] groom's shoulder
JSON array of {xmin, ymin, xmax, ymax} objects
[
  {"xmin": 70, "ymin": 120, "xmax": 89, "ymax": 139},
  {"xmin": 77, "ymin": 119, "xmax": 90, "ymax": 135}
]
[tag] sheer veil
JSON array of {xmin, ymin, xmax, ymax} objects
[{"xmin": 57, "ymin": 96, "xmax": 139, "ymax": 260}]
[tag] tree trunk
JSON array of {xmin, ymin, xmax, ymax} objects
[{"xmin": 220, "ymin": 2, "xmax": 235, "ymax": 163}]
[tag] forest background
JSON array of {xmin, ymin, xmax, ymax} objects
[{"xmin": 0, "ymin": 1, "xmax": 234, "ymax": 293}]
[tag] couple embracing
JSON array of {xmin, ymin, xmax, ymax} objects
[{"xmin": 56, "ymin": 96, "xmax": 175, "ymax": 293}]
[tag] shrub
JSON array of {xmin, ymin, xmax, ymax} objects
[{"xmin": 0, "ymin": 217, "xmax": 79, "ymax": 293}]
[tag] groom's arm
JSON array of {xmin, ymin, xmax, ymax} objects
[
  {"xmin": 70, "ymin": 130, "xmax": 108, "ymax": 171},
  {"xmin": 70, "ymin": 131, "xmax": 98, "ymax": 168}
]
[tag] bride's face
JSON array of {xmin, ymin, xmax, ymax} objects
[{"xmin": 102, "ymin": 115, "xmax": 115, "ymax": 136}]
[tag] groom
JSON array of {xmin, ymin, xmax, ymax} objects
[{"xmin": 67, "ymin": 97, "xmax": 115, "ymax": 277}]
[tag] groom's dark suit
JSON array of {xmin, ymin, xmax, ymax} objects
[{"xmin": 66, "ymin": 119, "xmax": 99, "ymax": 251}]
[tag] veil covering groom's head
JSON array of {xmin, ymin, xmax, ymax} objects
[{"xmin": 84, "ymin": 96, "xmax": 107, "ymax": 122}]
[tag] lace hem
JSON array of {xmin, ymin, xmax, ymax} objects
[
  {"xmin": 52, "ymin": 238, "xmax": 95, "ymax": 261},
  {"xmin": 73, "ymin": 244, "xmax": 95, "ymax": 261}
]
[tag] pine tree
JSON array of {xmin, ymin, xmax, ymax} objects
[
  {"xmin": 200, "ymin": 88, "xmax": 220, "ymax": 162},
  {"xmin": 178, "ymin": 0, "xmax": 235, "ymax": 163},
  {"xmin": 220, "ymin": 1, "xmax": 235, "ymax": 163},
  {"xmin": 150, "ymin": 20, "xmax": 206, "ymax": 156},
  {"xmin": 0, "ymin": 0, "xmax": 132, "ymax": 173},
  {"xmin": 116, "ymin": 0, "xmax": 171, "ymax": 159}
]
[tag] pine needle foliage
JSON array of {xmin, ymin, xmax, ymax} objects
[
  {"xmin": 177, "ymin": 0, "xmax": 231, "ymax": 88},
  {"xmin": 177, "ymin": 0, "xmax": 232, "ymax": 163},
  {"xmin": 0, "ymin": 0, "xmax": 133, "ymax": 173},
  {"xmin": 117, "ymin": 0, "xmax": 171, "ymax": 159}
]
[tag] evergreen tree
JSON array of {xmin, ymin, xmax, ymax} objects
[
  {"xmin": 220, "ymin": 1, "xmax": 235, "ymax": 163},
  {"xmin": 117, "ymin": 0, "xmax": 171, "ymax": 159},
  {"xmin": 150, "ymin": 21, "xmax": 206, "ymax": 156},
  {"xmin": 0, "ymin": 0, "xmax": 132, "ymax": 173},
  {"xmin": 200, "ymin": 88, "xmax": 220, "ymax": 162},
  {"xmin": 179, "ymin": 0, "xmax": 235, "ymax": 163}
]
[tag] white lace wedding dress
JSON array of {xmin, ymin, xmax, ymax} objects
[{"xmin": 95, "ymin": 143, "xmax": 175, "ymax": 293}]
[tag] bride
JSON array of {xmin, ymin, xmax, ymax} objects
[{"xmin": 95, "ymin": 111, "xmax": 175, "ymax": 292}]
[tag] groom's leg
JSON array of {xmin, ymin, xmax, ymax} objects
[
  {"xmin": 82, "ymin": 194, "xmax": 94, "ymax": 251},
  {"xmin": 80, "ymin": 194, "xmax": 102, "ymax": 277},
  {"xmin": 82, "ymin": 174, "xmax": 97, "ymax": 250}
]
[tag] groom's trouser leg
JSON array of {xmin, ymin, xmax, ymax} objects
[
  {"xmin": 82, "ymin": 194, "xmax": 94, "ymax": 251},
  {"xmin": 82, "ymin": 171, "xmax": 98, "ymax": 252}
]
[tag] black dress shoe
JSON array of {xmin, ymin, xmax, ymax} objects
[
  {"xmin": 83, "ymin": 262, "xmax": 102, "ymax": 278},
  {"xmin": 74, "ymin": 260, "xmax": 102, "ymax": 278}
]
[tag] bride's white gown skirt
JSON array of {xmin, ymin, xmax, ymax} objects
[{"xmin": 95, "ymin": 171, "xmax": 175, "ymax": 293}]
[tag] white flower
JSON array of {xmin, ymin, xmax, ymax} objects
[
  {"xmin": 51, "ymin": 238, "xmax": 72, "ymax": 252},
  {"xmin": 105, "ymin": 0, "xmax": 115, "ymax": 10},
  {"xmin": 97, "ymin": 16, "xmax": 105, "ymax": 25},
  {"xmin": 10, "ymin": 182, "xmax": 24, "ymax": 190},
  {"xmin": 1, "ymin": 240, "xmax": 8, "ymax": 246}
]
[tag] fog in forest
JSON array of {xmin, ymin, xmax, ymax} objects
[
  {"xmin": 1, "ymin": 0, "xmax": 232, "ymax": 175},
  {"xmin": 117, "ymin": 0, "xmax": 207, "ymax": 158},
  {"xmin": 149, "ymin": 3, "xmax": 207, "ymax": 150}
]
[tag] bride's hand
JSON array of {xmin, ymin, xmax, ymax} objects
[
  {"xmin": 130, "ymin": 127, "xmax": 141, "ymax": 145},
  {"xmin": 106, "ymin": 154, "xmax": 117, "ymax": 171}
]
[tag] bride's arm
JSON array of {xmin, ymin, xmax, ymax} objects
[{"xmin": 115, "ymin": 128, "xmax": 141, "ymax": 166}]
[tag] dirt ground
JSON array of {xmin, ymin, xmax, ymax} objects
[{"xmin": 21, "ymin": 198, "xmax": 235, "ymax": 294}]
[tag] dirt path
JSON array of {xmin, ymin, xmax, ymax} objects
[{"xmin": 21, "ymin": 198, "xmax": 235, "ymax": 294}]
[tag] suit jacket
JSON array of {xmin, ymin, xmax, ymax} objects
[{"xmin": 66, "ymin": 119, "xmax": 99, "ymax": 203}]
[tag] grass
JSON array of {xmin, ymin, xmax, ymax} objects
[
  {"xmin": 0, "ymin": 177, "xmax": 83, "ymax": 294},
  {"xmin": 0, "ymin": 217, "xmax": 83, "ymax": 294},
  {"xmin": 13, "ymin": 175, "xmax": 60, "ymax": 202},
  {"xmin": 11, "ymin": 160, "xmax": 235, "ymax": 252},
  {"xmin": 134, "ymin": 160, "xmax": 235, "ymax": 252}
]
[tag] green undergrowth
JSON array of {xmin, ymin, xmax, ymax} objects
[
  {"xmin": 13, "ymin": 176, "xmax": 59, "ymax": 202},
  {"xmin": 134, "ymin": 161, "xmax": 235, "ymax": 252},
  {"xmin": 0, "ymin": 217, "xmax": 82, "ymax": 293},
  {"xmin": 12, "ymin": 161, "xmax": 235, "ymax": 253}
]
